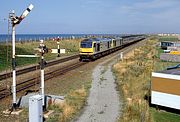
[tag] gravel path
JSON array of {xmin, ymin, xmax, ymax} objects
[{"xmin": 75, "ymin": 56, "xmax": 122, "ymax": 122}]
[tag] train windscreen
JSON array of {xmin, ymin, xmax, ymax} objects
[{"xmin": 81, "ymin": 42, "xmax": 92, "ymax": 48}]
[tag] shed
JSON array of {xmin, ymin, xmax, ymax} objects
[{"xmin": 151, "ymin": 68, "xmax": 180, "ymax": 110}]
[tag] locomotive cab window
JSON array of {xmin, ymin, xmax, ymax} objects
[{"xmin": 81, "ymin": 42, "xmax": 92, "ymax": 48}]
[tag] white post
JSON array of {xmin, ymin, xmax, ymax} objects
[
  {"xmin": 40, "ymin": 56, "xmax": 45, "ymax": 106},
  {"xmin": 120, "ymin": 52, "xmax": 123, "ymax": 61},
  {"xmin": 39, "ymin": 40, "xmax": 45, "ymax": 107},
  {"xmin": 12, "ymin": 25, "xmax": 17, "ymax": 109},
  {"xmin": 10, "ymin": 4, "xmax": 34, "ymax": 110}
]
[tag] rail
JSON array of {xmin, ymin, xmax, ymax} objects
[{"xmin": 0, "ymin": 54, "xmax": 79, "ymax": 81}]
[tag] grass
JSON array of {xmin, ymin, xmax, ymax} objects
[
  {"xmin": 113, "ymin": 38, "xmax": 180, "ymax": 122},
  {"xmin": 46, "ymin": 84, "xmax": 91, "ymax": 122},
  {"xmin": 150, "ymin": 108, "xmax": 180, "ymax": 122},
  {"xmin": 158, "ymin": 36, "xmax": 179, "ymax": 42},
  {"xmin": 114, "ymin": 40, "xmax": 154, "ymax": 122},
  {"xmin": 154, "ymin": 46, "xmax": 179, "ymax": 71},
  {"xmin": 47, "ymin": 88, "xmax": 86, "ymax": 122},
  {"xmin": 58, "ymin": 87, "xmax": 87, "ymax": 122},
  {"xmin": 0, "ymin": 39, "xmax": 81, "ymax": 71},
  {"xmin": 44, "ymin": 65, "xmax": 93, "ymax": 122},
  {"xmin": 155, "ymin": 46, "xmax": 163, "ymax": 58},
  {"xmin": 0, "ymin": 44, "xmax": 38, "ymax": 71}
]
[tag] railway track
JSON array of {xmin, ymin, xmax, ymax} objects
[
  {"xmin": 0, "ymin": 54, "xmax": 79, "ymax": 81},
  {"xmin": 0, "ymin": 37, "xmax": 147, "ymax": 100},
  {"xmin": 0, "ymin": 61, "xmax": 87, "ymax": 100}
]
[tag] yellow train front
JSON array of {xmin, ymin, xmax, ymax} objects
[
  {"xmin": 79, "ymin": 38, "xmax": 94, "ymax": 61},
  {"xmin": 79, "ymin": 37, "xmax": 123, "ymax": 61}
]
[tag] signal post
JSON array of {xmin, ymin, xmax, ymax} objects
[
  {"xmin": 9, "ymin": 4, "xmax": 34, "ymax": 110},
  {"xmin": 38, "ymin": 40, "xmax": 48, "ymax": 108}
]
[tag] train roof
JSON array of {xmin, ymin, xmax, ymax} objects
[
  {"xmin": 81, "ymin": 35, "xmax": 144, "ymax": 42},
  {"xmin": 121, "ymin": 34, "xmax": 144, "ymax": 39},
  {"xmin": 81, "ymin": 38, "xmax": 112, "ymax": 43}
]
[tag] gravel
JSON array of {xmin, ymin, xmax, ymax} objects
[
  {"xmin": 160, "ymin": 53, "xmax": 180, "ymax": 62},
  {"xmin": 75, "ymin": 55, "xmax": 122, "ymax": 122}
]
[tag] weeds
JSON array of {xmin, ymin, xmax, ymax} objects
[
  {"xmin": 58, "ymin": 87, "xmax": 87, "ymax": 122},
  {"xmin": 114, "ymin": 39, "xmax": 156, "ymax": 122},
  {"xmin": 114, "ymin": 39, "xmax": 180, "ymax": 122}
]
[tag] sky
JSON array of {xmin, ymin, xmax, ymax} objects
[{"xmin": 0, "ymin": 0, "xmax": 180, "ymax": 34}]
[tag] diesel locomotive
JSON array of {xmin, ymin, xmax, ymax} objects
[{"xmin": 79, "ymin": 35, "xmax": 145, "ymax": 61}]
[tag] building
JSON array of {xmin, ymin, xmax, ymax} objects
[{"xmin": 151, "ymin": 66, "xmax": 180, "ymax": 110}]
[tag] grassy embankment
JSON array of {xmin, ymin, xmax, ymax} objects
[
  {"xmin": 113, "ymin": 37, "xmax": 180, "ymax": 122},
  {"xmin": 0, "ymin": 39, "xmax": 81, "ymax": 71}
]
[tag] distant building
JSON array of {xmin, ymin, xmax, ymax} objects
[{"xmin": 158, "ymin": 33, "xmax": 180, "ymax": 37}]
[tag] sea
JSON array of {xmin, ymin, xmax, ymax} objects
[
  {"xmin": 0, "ymin": 34, "xmax": 86, "ymax": 42},
  {"xmin": 0, "ymin": 34, "xmax": 121, "ymax": 43}
]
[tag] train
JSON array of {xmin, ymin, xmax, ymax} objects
[{"xmin": 79, "ymin": 35, "xmax": 146, "ymax": 61}]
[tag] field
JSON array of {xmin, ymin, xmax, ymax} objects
[
  {"xmin": 158, "ymin": 36, "xmax": 179, "ymax": 42},
  {"xmin": 113, "ymin": 38, "xmax": 180, "ymax": 122},
  {"xmin": 0, "ymin": 39, "xmax": 81, "ymax": 71}
]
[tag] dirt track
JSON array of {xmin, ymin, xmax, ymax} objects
[{"xmin": 75, "ymin": 55, "xmax": 122, "ymax": 122}]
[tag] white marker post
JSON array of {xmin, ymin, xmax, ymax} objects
[
  {"xmin": 9, "ymin": 4, "xmax": 34, "ymax": 110},
  {"xmin": 120, "ymin": 52, "xmax": 123, "ymax": 61},
  {"xmin": 41, "ymin": 55, "xmax": 45, "ymax": 106}
]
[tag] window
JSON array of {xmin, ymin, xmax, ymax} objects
[{"xmin": 81, "ymin": 42, "xmax": 92, "ymax": 48}]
